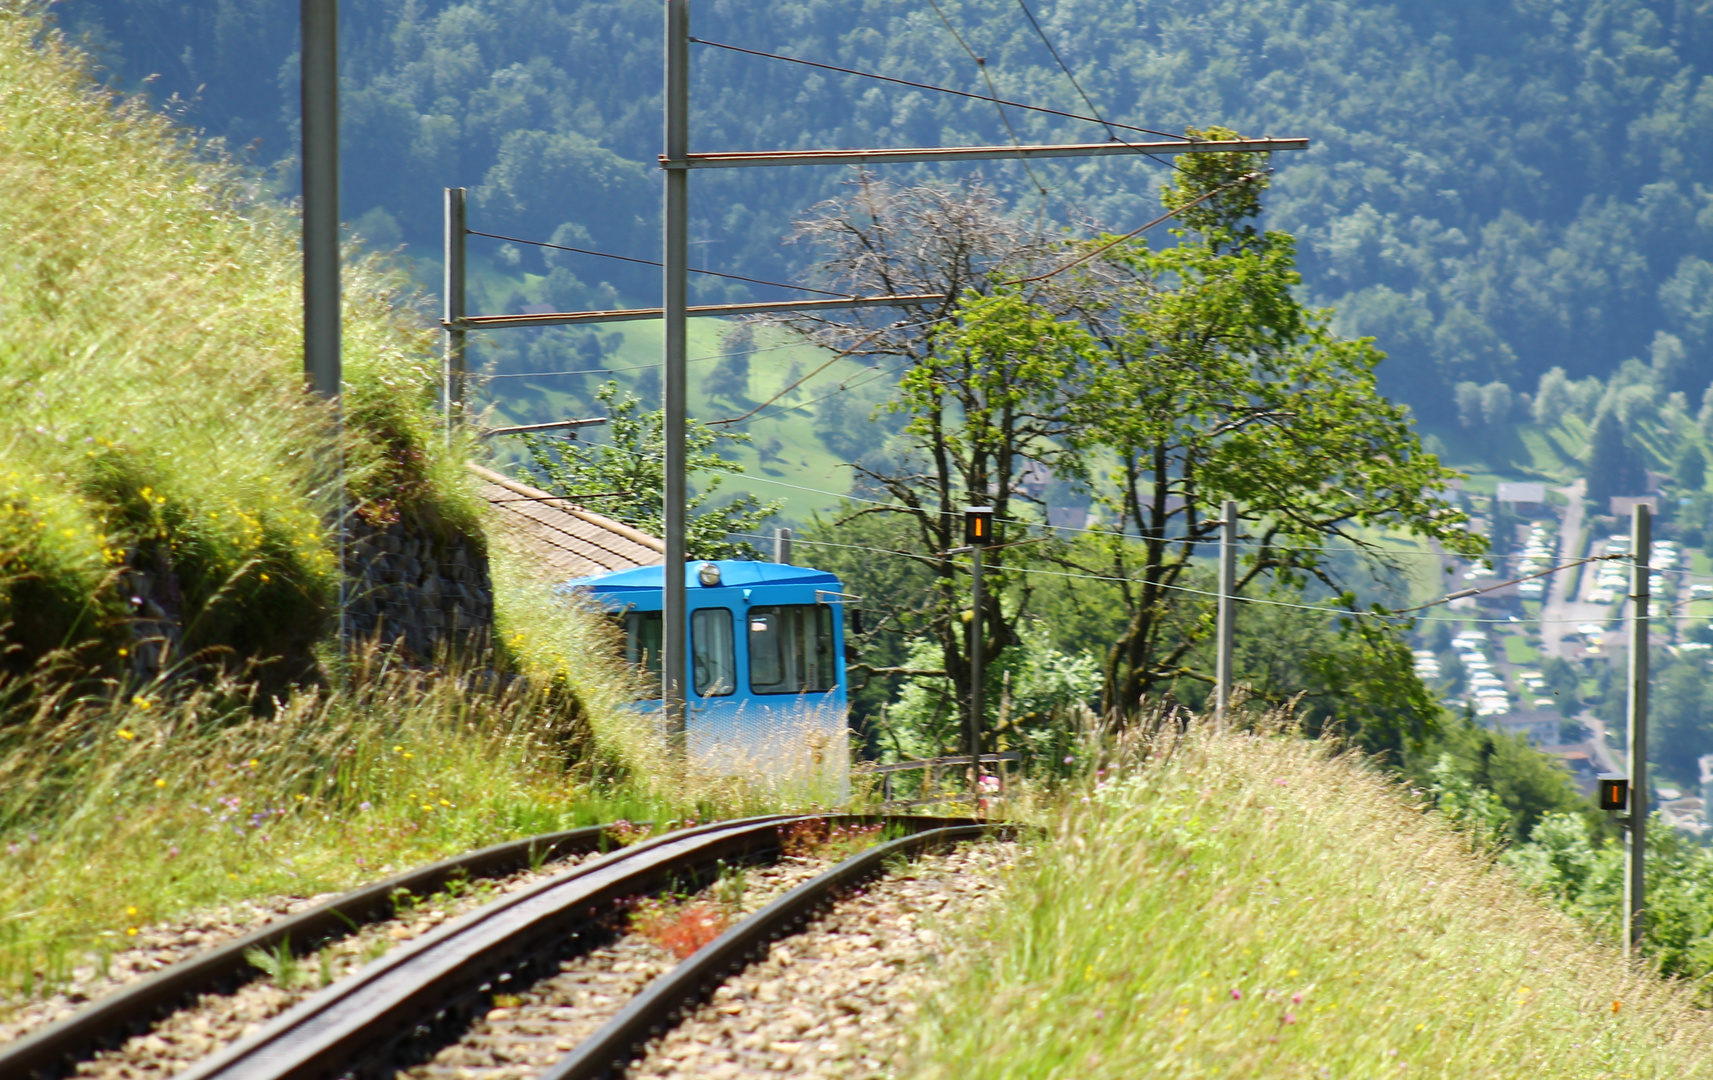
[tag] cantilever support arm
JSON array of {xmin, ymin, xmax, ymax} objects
[
  {"xmin": 453, "ymin": 292, "xmax": 947, "ymax": 330},
  {"xmin": 663, "ymin": 137, "xmax": 1309, "ymax": 169}
]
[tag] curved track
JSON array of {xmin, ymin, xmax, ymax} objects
[
  {"xmin": 542, "ymin": 822, "xmax": 1007, "ymax": 1080},
  {"xmin": 4, "ymin": 814, "xmax": 1008, "ymax": 1080},
  {"xmin": 1, "ymin": 821, "xmax": 649, "ymax": 1080}
]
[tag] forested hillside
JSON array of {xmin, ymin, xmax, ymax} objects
[{"xmin": 60, "ymin": 0, "xmax": 1713, "ymax": 421}]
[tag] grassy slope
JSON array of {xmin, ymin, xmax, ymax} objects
[
  {"xmin": 0, "ymin": 541, "xmax": 807, "ymax": 1000},
  {"xmin": 0, "ymin": 8, "xmax": 476, "ymax": 678},
  {"xmin": 907, "ymin": 728, "xmax": 1711, "ymax": 1078},
  {"xmin": 0, "ymin": 13, "xmax": 764, "ymax": 1001}
]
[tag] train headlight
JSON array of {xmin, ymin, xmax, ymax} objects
[{"xmin": 697, "ymin": 561, "xmax": 722, "ymax": 587}]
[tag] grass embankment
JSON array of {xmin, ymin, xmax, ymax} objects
[
  {"xmin": 0, "ymin": 10, "xmax": 809, "ymax": 1003},
  {"xmin": 0, "ymin": 6, "xmax": 474, "ymax": 681},
  {"xmin": 908, "ymin": 726, "xmax": 1712, "ymax": 1078},
  {"xmin": 0, "ymin": 543, "xmax": 817, "ymax": 1000}
]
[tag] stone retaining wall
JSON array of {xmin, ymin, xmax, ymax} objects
[
  {"xmin": 118, "ymin": 519, "xmax": 497, "ymax": 684},
  {"xmin": 345, "ymin": 519, "xmax": 495, "ymax": 660}
]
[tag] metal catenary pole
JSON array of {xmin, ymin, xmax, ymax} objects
[
  {"xmin": 301, "ymin": 0, "xmax": 346, "ymax": 639},
  {"xmin": 1626, "ymin": 501, "xmax": 1651, "ymax": 955},
  {"xmin": 661, "ymin": 0, "xmax": 690, "ymax": 749},
  {"xmin": 969, "ymin": 541, "xmax": 985, "ymax": 787},
  {"xmin": 302, "ymin": 0, "xmax": 340, "ymax": 401},
  {"xmin": 443, "ymin": 187, "xmax": 467, "ymax": 439},
  {"xmin": 1215, "ymin": 499, "xmax": 1237, "ymax": 725},
  {"xmin": 774, "ymin": 527, "xmax": 792, "ymax": 565},
  {"xmin": 962, "ymin": 506, "xmax": 993, "ymax": 793}
]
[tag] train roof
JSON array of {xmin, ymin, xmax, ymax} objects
[{"xmin": 562, "ymin": 559, "xmax": 841, "ymax": 596}]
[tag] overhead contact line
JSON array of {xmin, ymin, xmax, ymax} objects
[
  {"xmin": 689, "ymin": 37, "xmax": 1187, "ymax": 141},
  {"xmin": 466, "ymin": 229, "xmax": 854, "ymax": 298},
  {"xmin": 1011, "ymin": 0, "xmax": 1118, "ymax": 141}
]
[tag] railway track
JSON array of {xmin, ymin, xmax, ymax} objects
[{"xmin": 3, "ymin": 814, "xmax": 1012, "ymax": 1080}]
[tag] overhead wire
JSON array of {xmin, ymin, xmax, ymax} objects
[
  {"xmin": 1011, "ymin": 0, "xmax": 1114, "ymax": 139},
  {"xmin": 535, "ymin": 454, "xmax": 1629, "ymax": 627},
  {"xmin": 687, "ymin": 37, "xmax": 1186, "ymax": 140},
  {"xmin": 709, "ymin": 310, "xmax": 962, "ymax": 426},
  {"xmin": 469, "ymin": 338, "xmax": 805, "ymax": 382},
  {"xmin": 738, "ymin": 358, "xmax": 915, "ymax": 425},
  {"xmin": 922, "ymin": 0, "xmax": 1052, "ymax": 201},
  {"xmin": 996, "ymin": 171, "xmax": 1260, "ymax": 285},
  {"xmin": 718, "ymin": 531, "xmax": 1618, "ymax": 625},
  {"xmin": 465, "ymin": 229, "xmax": 853, "ymax": 298}
]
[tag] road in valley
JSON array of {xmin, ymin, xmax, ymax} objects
[
  {"xmin": 1536, "ymin": 478, "xmax": 1622, "ymax": 776},
  {"xmin": 1540, "ymin": 477, "xmax": 1592, "ymax": 662}
]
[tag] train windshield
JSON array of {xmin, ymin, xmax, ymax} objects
[
  {"xmin": 748, "ymin": 604, "xmax": 836, "ymax": 694},
  {"xmin": 623, "ymin": 610, "xmax": 662, "ymax": 677},
  {"xmin": 691, "ymin": 608, "xmax": 736, "ymax": 696}
]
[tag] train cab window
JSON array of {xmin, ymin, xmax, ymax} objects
[
  {"xmin": 748, "ymin": 605, "xmax": 836, "ymax": 694},
  {"xmin": 623, "ymin": 610, "xmax": 663, "ymax": 679},
  {"xmin": 691, "ymin": 608, "xmax": 736, "ymax": 696}
]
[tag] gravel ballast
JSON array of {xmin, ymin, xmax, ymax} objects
[
  {"xmin": 628, "ymin": 841, "xmax": 1014, "ymax": 1080},
  {"xmin": 6, "ymin": 854, "xmax": 599, "ymax": 1079},
  {"xmin": 398, "ymin": 855, "xmax": 840, "ymax": 1080}
]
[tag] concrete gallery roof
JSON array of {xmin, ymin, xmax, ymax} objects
[{"xmin": 470, "ymin": 464, "xmax": 662, "ymax": 578}]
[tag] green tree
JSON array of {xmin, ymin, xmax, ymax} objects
[
  {"xmin": 1068, "ymin": 136, "xmax": 1482, "ymax": 721},
  {"xmin": 705, "ymin": 324, "xmax": 754, "ymax": 409},
  {"xmin": 1487, "ymin": 498, "xmax": 1518, "ymax": 563},
  {"xmin": 1585, "ymin": 407, "xmax": 1645, "ymax": 501},
  {"xmin": 515, "ymin": 382, "xmax": 781, "ymax": 560},
  {"xmin": 1409, "ymin": 714, "xmax": 1585, "ymax": 844},
  {"xmin": 1651, "ymin": 658, "xmax": 1713, "ymax": 787},
  {"xmin": 1674, "ymin": 443, "xmax": 1706, "ymax": 491},
  {"xmin": 777, "ymin": 177, "xmax": 1111, "ymax": 729},
  {"xmin": 853, "ymin": 293, "xmax": 1097, "ymax": 718},
  {"xmin": 1539, "ymin": 655, "xmax": 1582, "ymax": 712},
  {"xmin": 1455, "ymin": 381, "xmax": 1485, "ymax": 429},
  {"xmin": 1533, "ymin": 367, "xmax": 1573, "ymax": 426}
]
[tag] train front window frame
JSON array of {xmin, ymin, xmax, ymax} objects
[
  {"xmin": 623, "ymin": 610, "xmax": 663, "ymax": 679},
  {"xmin": 691, "ymin": 607, "xmax": 736, "ymax": 697},
  {"xmin": 748, "ymin": 604, "xmax": 836, "ymax": 695}
]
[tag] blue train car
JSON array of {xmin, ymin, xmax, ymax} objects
[{"xmin": 564, "ymin": 559, "xmax": 851, "ymax": 788}]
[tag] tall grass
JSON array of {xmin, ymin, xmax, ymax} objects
[
  {"xmin": 0, "ymin": 4, "xmax": 481, "ymax": 676},
  {"xmin": 0, "ymin": 651, "xmax": 606, "ymax": 1001},
  {"xmin": 0, "ymin": 540, "xmax": 843, "ymax": 1004},
  {"xmin": 905, "ymin": 717, "xmax": 1713, "ymax": 1078}
]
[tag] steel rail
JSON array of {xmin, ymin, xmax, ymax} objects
[
  {"xmin": 174, "ymin": 815, "xmax": 974, "ymax": 1080},
  {"xmin": 541, "ymin": 822, "xmax": 1019, "ymax": 1080},
  {"xmin": 0, "ymin": 822, "xmax": 639, "ymax": 1080},
  {"xmin": 541, "ymin": 826, "xmax": 1007, "ymax": 1076},
  {"xmin": 171, "ymin": 816, "xmax": 792, "ymax": 1080}
]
